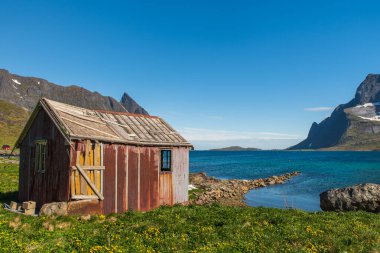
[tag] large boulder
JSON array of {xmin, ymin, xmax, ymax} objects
[
  {"xmin": 320, "ymin": 183, "xmax": 380, "ymax": 213},
  {"xmin": 39, "ymin": 202, "xmax": 68, "ymax": 216}
]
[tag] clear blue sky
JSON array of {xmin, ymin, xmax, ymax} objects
[{"xmin": 1, "ymin": 1, "xmax": 380, "ymax": 149}]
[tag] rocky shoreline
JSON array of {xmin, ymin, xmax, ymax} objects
[{"xmin": 189, "ymin": 171, "xmax": 301, "ymax": 206}]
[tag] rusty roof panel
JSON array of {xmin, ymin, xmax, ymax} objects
[{"xmin": 39, "ymin": 98, "xmax": 192, "ymax": 147}]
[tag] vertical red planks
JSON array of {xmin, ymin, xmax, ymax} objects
[
  {"xmin": 117, "ymin": 145, "xmax": 127, "ymax": 212},
  {"xmin": 139, "ymin": 147, "xmax": 151, "ymax": 211},
  {"xmin": 103, "ymin": 144, "xmax": 116, "ymax": 214},
  {"xmin": 150, "ymin": 148, "xmax": 159, "ymax": 209},
  {"xmin": 127, "ymin": 146, "xmax": 139, "ymax": 211},
  {"xmin": 138, "ymin": 147, "xmax": 159, "ymax": 211}
]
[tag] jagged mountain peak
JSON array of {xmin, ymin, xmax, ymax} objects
[
  {"xmin": 354, "ymin": 74, "xmax": 380, "ymax": 105},
  {"xmin": 120, "ymin": 92, "xmax": 149, "ymax": 115}
]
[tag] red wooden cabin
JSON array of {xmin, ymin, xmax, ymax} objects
[
  {"xmin": 15, "ymin": 98, "xmax": 192, "ymax": 214},
  {"xmin": 2, "ymin": 145, "xmax": 11, "ymax": 150}
]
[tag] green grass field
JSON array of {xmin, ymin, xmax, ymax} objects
[{"xmin": 0, "ymin": 163, "xmax": 379, "ymax": 253}]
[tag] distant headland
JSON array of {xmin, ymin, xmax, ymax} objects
[{"xmin": 209, "ymin": 146, "xmax": 261, "ymax": 151}]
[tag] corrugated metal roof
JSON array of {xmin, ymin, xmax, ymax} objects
[{"xmin": 16, "ymin": 98, "xmax": 192, "ymax": 147}]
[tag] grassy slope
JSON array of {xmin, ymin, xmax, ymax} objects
[
  {"xmin": 0, "ymin": 164, "xmax": 379, "ymax": 252},
  {"xmin": 0, "ymin": 100, "xmax": 29, "ymax": 148},
  {"xmin": 340, "ymin": 115, "xmax": 380, "ymax": 150}
]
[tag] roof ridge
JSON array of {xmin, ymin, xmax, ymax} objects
[
  {"xmin": 42, "ymin": 98, "xmax": 159, "ymax": 119},
  {"xmin": 95, "ymin": 109, "xmax": 159, "ymax": 119}
]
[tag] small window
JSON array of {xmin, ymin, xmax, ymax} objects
[
  {"xmin": 35, "ymin": 140, "xmax": 47, "ymax": 173},
  {"xmin": 160, "ymin": 150, "xmax": 171, "ymax": 172}
]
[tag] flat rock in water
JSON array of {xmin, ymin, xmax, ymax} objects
[{"xmin": 320, "ymin": 183, "xmax": 380, "ymax": 213}]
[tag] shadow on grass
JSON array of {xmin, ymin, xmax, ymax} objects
[{"xmin": 0, "ymin": 191, "xmax": 18, "ymax": 204}]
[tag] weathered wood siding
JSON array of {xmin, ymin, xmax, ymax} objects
[
  {"xmin": 140, "ymin": 147, "xmax": 159, "ymax": 211},
  {"xmin": 172, "ymin": 147, "xmax": 190, "ymax": 204},
  {"xmin": 127, "ymin": 146, "xmax": 139, "ymax": 211},
  {"xmin": 18, "ymin": 109, "xmax": 70, "ymax": 209},
  {"xmin": 159, "ymin": 173, "xmax": 173, "ymax": 206},
  {"xmin": 102, "ymin": 144, "xmax": 117, "ymax": 214},
  {"xmin": 117, "ymin": 145, "xmax": 127, "ymax": 213},
  {"xmin": 68, "ymin": 144, "xmax": 174, "ymax": 214},
  {"xmin": 69, "ymin": 141, "xmax": 104, "ymax": 214}
]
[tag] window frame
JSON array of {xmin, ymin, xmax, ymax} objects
[
  {"xmin": 160, "ymin": 149, "xmax": 172, "ymax": 172},
  {"xmin": 35, "ymin": 140, "xmax": 47, "ymax": 173}
]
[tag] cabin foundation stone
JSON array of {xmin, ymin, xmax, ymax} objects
[{"xmin": 40, "ymin": 202, "xmax": 68, "ymax": 216}]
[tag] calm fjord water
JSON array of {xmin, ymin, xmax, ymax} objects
[{"xmin": 189, "ymin": 151, "xmax": 380, "ymax": 211}]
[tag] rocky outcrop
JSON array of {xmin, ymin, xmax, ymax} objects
[
  {"xmin": 320, "ymin": 183, "xmax": 380, "ymax": 213},
  {"xmin": 189, "ymin": 171, "xmax": 300, "ymax": 206},
  {"xmin": 289, "ymin": 74, "xmax": 380, "ymax": 150}
]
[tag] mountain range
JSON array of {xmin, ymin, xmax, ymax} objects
[
  {"xmin": 0, "ymin": 69, "xmax": 148, "ymax": 147},
  {"xmin": 289, "ymin": 74, "xmax": 380, "ymax": 150},
  {"xmin": 0, "ymin": 69, "xmax": 148, "ymax": 114},
  {"xmin": 2, "ymin": 69, "xmax": 380, "ymax": 150}
]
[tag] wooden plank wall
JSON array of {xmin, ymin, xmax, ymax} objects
[
  {"xmin": 140, "ymin": 147, "xmax": 159, "ymax": 211},
  {"xmin": 116, "ymin": 145, "xmax": 127, "ymax": 213},
  {"xmin": 159, "ymin": 173, "xmax": 173, "ymax": 206},
  {"xmin": 70, "ymin": 141, "xmax": 103, "ymax": 198},
  {"xmin": 102, "ymin": 144, "xmax": 116, "ymax": 214},
  {"xmin": 127, "ymin": 146, "xmax": 139, "ymax": 211},
  {"xmin": 67, "ymin": 143, "xmax": 188, "ymax": 214},
  {"xmin": 172, "ymin": 147, "xmax": 190, "ymax": 204},
  {"xmin": 70, "ymin": 143, "xmax": 161, "ymax": 214},
  {"xmin": 18, "ymin": 109, "xmax": 70, "ymax": 209}
]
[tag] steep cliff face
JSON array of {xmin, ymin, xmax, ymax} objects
[
  {"xmin": 289, "ymin": 74, "xmax": 380, "ymax": 150},
  {"xmin": 120, "ymin": 92, "xmax": 149, "ymax": 115}
]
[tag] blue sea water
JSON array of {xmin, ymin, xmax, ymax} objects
[{"xmin": 189, "ymin": 151, "xmax": 380, "ymax": 211}]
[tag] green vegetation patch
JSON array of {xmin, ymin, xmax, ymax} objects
[
  {"xmin": 0, "ymin": 164, "xmax": 379, "ymax": 252},
  {"xmin": 0, "ymin": 99, "xmax": 30, "ymax": 147},
  {"xmin": 188, "ymin": 188, "xmax": 206, "ymax": 201},
  {"xmin": 0, "ymin": 163, "xmax": 19, "ymax": 205}
]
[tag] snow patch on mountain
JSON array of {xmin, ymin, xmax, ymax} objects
[
  {"xmin": 12, "ymin": 79, "xmax": 21, "ymax": 85},
  {"xmin": 355, "ymin": 102, "xmax": 380, "ymax": 108},
  {"xmin": 358, "ymin": 116, "xmax": 380, "ymax": 122}
]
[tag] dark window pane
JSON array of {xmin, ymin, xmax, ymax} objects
[
  {"xmin": 35, "ymin": 140, "xmax": 47, "ymax": 173},
  {"xmin": 161, "ymin": 150, "xmax": 171, "ymax": 171}
]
